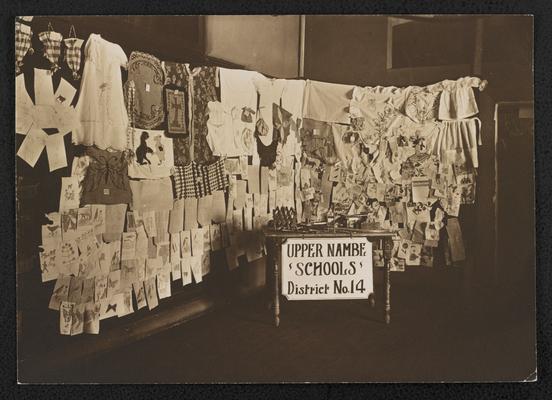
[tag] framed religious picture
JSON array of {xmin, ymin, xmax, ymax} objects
[{"xmin": 165, "ymin": 87, "xmax": 187, "ymax": 135}]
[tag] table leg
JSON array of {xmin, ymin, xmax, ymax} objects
[
  {"xmin": 273, "ymin": 243, "xmax": 280, "ymax": 327},
  {"xmin": 383, "ymin": 238, "xmax": 393, "ymax": 324}
]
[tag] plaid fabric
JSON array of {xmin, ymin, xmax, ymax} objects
[
  {"xmin": 15, "ymin": 22, "xmax": 32, "ymax": 73},
  {"xmin": 172, "ymin": 159, "xmax": 228, "ymax": 199},
  {"xmin": 191, "ymin": 162, "xmax": 210, "ymax": 198},
  {"xmin": 207, "ymin": 159, "xmax": 228, "ymax": 192},
  {"xmin": 64, "ymin": 38, "xmax": 84, "ymax": 80},
  {"xmin": 172, "ymin": 164, "xmax": 196, "ymax": 199},
  {"xmin": 39, "ymin": 30, "xmax": 63, "ymax": 73}
]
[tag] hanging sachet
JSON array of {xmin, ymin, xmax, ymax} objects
[
  {"xmin": 39, "ymin": 23, "xmax": 63, "ymax": 74},
  {"xmin": 63, "ymin": 25, "xmax": 84, "ymax": 80},
  {"xmin": 15, "ymin": 21, "xmax": 34, "ymax": 74}
]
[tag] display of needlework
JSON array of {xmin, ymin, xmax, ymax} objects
[{"xmin": 16, "ymin": 22, "xmax": 485, "ymax": 337}]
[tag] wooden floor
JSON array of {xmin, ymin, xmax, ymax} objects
[{"xmin": 20, "ymin": 268, "xmax": 535, "ymax": 383}]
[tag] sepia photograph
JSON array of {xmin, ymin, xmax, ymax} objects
[{"xmin": 15, "ymin": 14, "xmax": 535, "ymax": 384}]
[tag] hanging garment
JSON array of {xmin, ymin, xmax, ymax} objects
[
  {"xmin": 129, "ymin": 177, "xmax": 174, "ymax": 212},
  {"xmin": 38, "ymin": 30, "xmax": 63, "ymax": 73},
  {"xmin": 349, "ymin": 86, "xmax": 404, "ymax": 150},
  {"xmin": 81, "ymin": 147, "xmax": 132, "ymax": 205},
  {"xmin": 427, "ymin": 118, "xmax": 482, "ymax": 168},
  {"xmin": 128, "ymin": 128, "xmax": 174, "ymax": 179},
  {"xmin": 73, "ymin": 34, "xmax": 129, "ymax": 151},
  {"xmin": 206, "ymin": 159, "xmax": 228, "ymax": 194},
  {"xmin": 165, "ymin": 87, "xmax": 187, "ymax": 135},
  {"xmin": 302, "ymin": 79, "xmax": 354, "ymax": 124},
  {"xmin": 126, "ymin": 51, "xmax": 165, "ymax": 129},
  {"xmin": 219, "ymin": 68, "xmax": 260, "ymax": 113},
  {"xmin": 162, "ymin": 62, "xmax": 192, "ymax": 165},
  {"xmin": 172, "ymin": 163, "xmax": 196, "ymax": 199},
  {"xmin": 256, "ymin": 131, "xmax": 279, "ymax": 167},
  {"xmin": 190, "ymin": 66, "xmax": 219, "ymax": 164},
  {"xmin": 279, "ymin": 79, "xmax": 306, "ymax": 123},
  {"xmin": 434, "ymin": 77, "xmax": 483, "ymax": 121},
  {"xmin": 205, "ymin": 101, "xmax": 254, "ymax": 157},
  {"xmin": 172, "ymin": 159, "xmax": 227, "ymax": 199},
  {"xmin": 15, "ymin": 22, "xmax": 33, "ymax": 74},
  {"xmin": 253, "ymin": 74, "xmax": 285, "ymax": 146},
  {"xmin": 64, "ymin": 37, "xmax": 84, "ymax": 80},
  {"xmin": 399, "ymin": 87, "xmax": 440, "ymax": 124},
  {"xmin": 206, "ymin": 101, "xmax": 232, "ymax": 156}
]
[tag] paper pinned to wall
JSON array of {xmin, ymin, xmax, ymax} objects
[
  {"xmin": 210, "ymin": 224, "xmax": 222, "ymax": 251},
  {"xmin": 168, "ymin": 199, "xmax": 184, "ymax": 234},
  {"xmin": 45, "ymin": 132, "xmax": 67, "ymax": 171},
  {"xmin": 247, "ymin": 165, "xmax": 260, "ymax": 193},
  {"xmin": 184, "ymin": 198, "xmax": 198, "ymax": 230},
  {"xmin": 34, "ymin": 68, "xmax": 55, "ymax": 106},
  {"xmin": 59, "ymin": 176, "xmax": 80, "ymax": 211},
  {"xmin": 71, "ymin": 303, "xmax": 85, "ymax": 336},
  {"xmin": 197, "ymin": 195, "xmax": 213, "ymax": 227},
  {"xmin": 234, "ymin": 180, "xmax": 247, "ymax": 210},
  {"xmin": 59, "ymin": 301, "xmax": 74, "ymax": 335},
  {"xmin": 190, "ymin": 255, "xmax": 203, "ymax": 283},
  {"xmin": 121, "ymin": 232, "xmax": 137, "ymax": 261},
  {"xmin": 412, "ymin": 177, "xmax": 431, "ymax": 203},
  {"xmin": 260, "ymin": 166, "xmax": 269, "ymax": 194},
  {"xmin": 211, "ymin": 190, "xmax": 226, "ymax": 223},
  {"xmin": 181, "ymin": 257, "xmax": 192, "ymax": 286},
  {"xmin": 180, "ymin": 230, "xmax": 192, "ymax": 257},
  {"xmin": 170, "ymin": 233, "xmax": 181, "ymax": 264},
  {"xmin": 157, "ymin": 268, "xmax": 172, "ymax": 299},
  {"xmin": 144, "ymin": 276, "xmax": 159, "ymax": 310},
  {"xmin": 133, "ymin": 281, "xmax": 148, "ymax": 310},
  {"xmin": 83, "ymin": 302, "xmax": 101, "ymax": 334},
  {"xmin": 54, "ymin": 78, "xmax": 77, "ymax": 107},
  {"xmin": 104, "ymin": 204, "xmax": 127, "ymax": 242},
  {"xmin": 202, "ymin": 226, "xmax": 211, "ymax": 252},
  {"xmin": 191, "ymin": 228, "xmax": 204, "ymax": 256},
  {"xmin": 17, "ymin": 128, "xmax": 47, "ymax": 167},
  {"xmin": 49, "ymin": 275, "xmax": 71, "ymax": 310}
]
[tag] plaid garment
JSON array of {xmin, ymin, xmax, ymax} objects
[
  {"xmin": 172, "ymin": 159, "xmax": 228, "ymax": 199},
  {"xmin": 191, "ymin": 162, "xmax": 210, "ymax": 198},
  {"xmin": 39, "ymin": 30, "xmax": 63, "ymax": 73},
  {"xmin": 64, "ymin": 38, "xmax": 84, "ymax": 80},
  {"xmin": 207, "ymin": 159, "xmax": 228, "ymax": 193},
  {"xmin": 172, "ymin": 164, "xmax": 195, "ymax": 199},
  {"xmin": 15, "ymin": 22, "xmax": 33, "ymax": 74}
]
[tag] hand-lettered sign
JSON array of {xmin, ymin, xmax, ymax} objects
[{"xmin": 281, "ymin": 237, "xmax": 373, "ymax": 300}]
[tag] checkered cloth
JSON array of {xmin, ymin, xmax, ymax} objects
[
  {"xmin": 39, "ymin": 30, "xmax": 63, "ymax": 73},
  {"xmin": 15, "ymin": 22, "xmax": 33, "ymax": 74},
  {"xmin": 172, "ymin": 159, "xmax": 228, "ymax": 199},
  {"xmin": 172, "ymin": 163, "xmax": 196, "ymax": 199},
  {"xmin": 207, "ymin": 159, "xmax": 228, "ymax": 193},
  {"xmin": 64, "ymin": 38, "xmax": 84, "ymax": 80}
]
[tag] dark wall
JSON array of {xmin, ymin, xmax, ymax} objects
[{"xmin": 304, "ymin": 15, "xmax": 534, "ymax": 293}]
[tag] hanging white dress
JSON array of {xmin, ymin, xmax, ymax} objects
[{"xmin": 73, "ymin": 34, "xmax": 128, "ymax": 151}]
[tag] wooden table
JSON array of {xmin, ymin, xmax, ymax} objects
[{"xmin": 263, "ymin": 228, "xmax": 396, "ymax": 327}]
